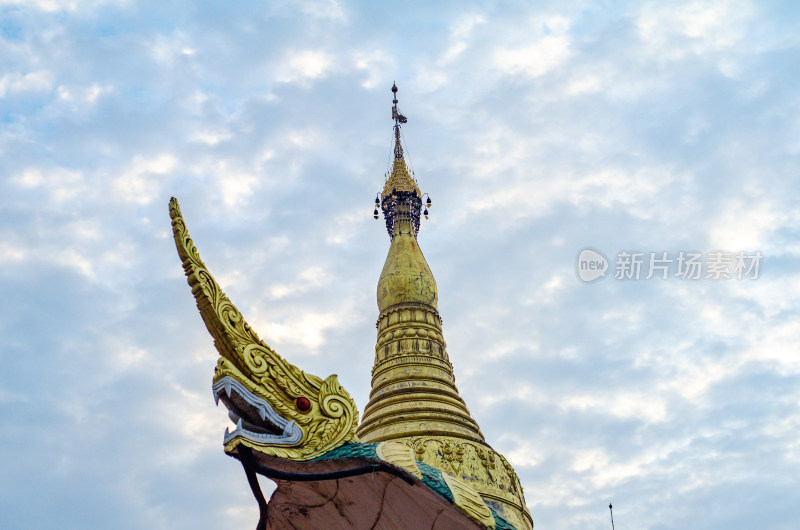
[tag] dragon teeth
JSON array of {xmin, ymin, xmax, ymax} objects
[
  {"xmin": 224, "ymin": 379, "xmax": 232, "ymax": 398},
  {"xmin": 214, "ymin": 390, "xmax": 220, "ymax": 406},
  {"xmin": 224, "ymin": 427, "xmax": 230, "ymax": 437},
  {"xmin": 258, "ymin": 406, "xmax": 267, "ymax": 421},
  {"xmin": 237, "ymin": 418, "xmax": 243, "ymax": 431}
]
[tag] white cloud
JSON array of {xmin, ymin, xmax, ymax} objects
[
  {"xmin": 269, "ymin": 266, "xmax": 330, "ymax": 299},
  {"xmin": 203, "ymin": 160, "xmax": 259, "ymax": 207},
  {"xmin": 0, "ymin": 242, "xmax": 27, "ymax": 263},
  {"xmin": 743, "ymin": 320, "xmax": 800, "ymax": 374},
  {"xmin": 114, "ymin": 154, "xmax": 178, "ymax": 205},
  {"xmin": 637, "ymin": 0, "xmax": 754, "ymax": 59},
  {"xmin": 566, "ymin": 74, "xmax": 602, "ymax": 95},
  {"xmin": 12, "ymin": 167, "xmax": 85, "ymax": 202},
  {"xmin": 442, "ymin": 13, "xmax": 486, "ymax": 63},
  {"xmin": 323, "ymin": 210, "xmax": 368, "ymax": 246},
  {"xmin": 116, "ymin": 345, "xmax": 149, "ymax": 368},
  {"xmin": 522, "ymin": 274, "xmax": 566, "ymax": 305},
  {"xmin": 451, "ymin": 13, "xmax": 487, "ymax": 41},
  {"xmin": 297, "ymin": 0, "xmax": 346, "ymax": 22},
  {"xmin": 505, "ymin": 441, "xmax": 544, "ymax": 468},
  {"xmin": 182, "ymin": 89, "xmax": 209, "ymax": 115},
  {"xmin": 189, "ymin": 129, "xmax": 232, "ymax": 146},
  {"xmin": 492, "ymin": 16, "xmax": 572, "ymax": 78},
  {"xmin": 152, "ymin": 387, "xmax": 220, "ymax": 467},
  {"xmin": 56, "ymin": 83, "xmax": 113, "ymax": 110},
  {"xmin": 493, "ymin": 36, "xmax": 571, "ymax": 78},
  {"xmin": 0, "ymin": 0, "xmax": 128, "ymax": 10},
  {"xmin": 149, "ymin": 32, "xmax": 198, "ymax": 66},
  {"xmin": 561, "ymin": 392, "xmax": 668, "ymax": 423},
  {"xmin": 353, "ymin": 49, "xmax": 393, "ymax": 90},
  {"xmin": 254, "ymin": 310, "xmax": 339, "ymax": 352},
  {"xmin": 0, "ymin": 71, "xmax": 53, "ymax": 97},
  {"xmin": 277, "ymin": 50, "xmax": 335, "ymax": 84},
  {"xmin": 407, "ymin": 12, "xmax": 486, "ymax": 92},
  {"xmin": 709, "ymin": 198, "xmax": 796, "ymax": 254},
  {"xmin": 463, "ymin": 164, "xmax": 676, "ymax": 224},
  {"xmin": 57, "ymin": 247, "xmax": 96, "ymax": 280}
]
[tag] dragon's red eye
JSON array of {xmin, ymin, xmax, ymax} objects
[{"xmin": 296, "ymin": 397, "xmax": 311, "ymax": 412}]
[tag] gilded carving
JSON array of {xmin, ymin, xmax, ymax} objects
[
  {"xmin": 398, "ymin": 436, "xmax": 531, "ymax": 530},
  {"xmin": 376, "ymin": 441, "xmax": 423, "ymax": 479},
  {"xmin": 477, "ymin": 447, "xmax": 497, "ymax": 484},
  {"xmin": 170, "ymin": 198, "xmax": 359, "ymax": 461},
  {"xmin": 441, "ymin": 472, "xmax": 496, "ymax": 529}
]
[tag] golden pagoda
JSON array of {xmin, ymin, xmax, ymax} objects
[
  {"xmin": 357, "ymin": 84, "xmax": 533, "ymax": 530},
  {"xmin": 171, "ymin": 82, "xmax": 533, "ymax": 529}
]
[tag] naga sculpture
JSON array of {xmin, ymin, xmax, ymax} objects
[
  {"xmin": 170, "ymin": 197, "xmax": 359, "ymax": 461},
  {"xmin": 170, "ymin": 84, "xmax": 532, "ymax": 530}
]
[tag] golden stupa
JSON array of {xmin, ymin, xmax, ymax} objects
[
  {"xmin": 357, "ymin": 84, "xmax": 533, "ymax": 530},
  {"xmin": 171, "ymin": 82, "xmax": 533, "ymax": 529}
]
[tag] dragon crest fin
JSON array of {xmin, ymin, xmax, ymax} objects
[
  {"xmin": 170, "ymin": 198, "xmax": 360, "ymax": 460},
  {"xmin": 169, "ymin": 197, "xmax": 284, "ymax": 374}
]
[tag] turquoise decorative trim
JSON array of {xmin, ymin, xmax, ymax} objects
[{"xmin": 312, "ymin": 442, "xmax": 516, "ymax": 529}]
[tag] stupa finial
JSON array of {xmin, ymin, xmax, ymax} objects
[
  {"xmin": 374, "ymin": 83, "xmax": 431, "ymax": 237},
  {"xmin": 391, "ymin": 81, "xmax": 407, "ymax": 159}
]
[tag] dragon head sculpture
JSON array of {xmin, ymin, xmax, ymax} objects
[{"xmin": 169, "ymin": 198, "xmax": 359, "ymax": 460}]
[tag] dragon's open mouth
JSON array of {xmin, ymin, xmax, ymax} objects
[{"xmin": 212, "ymin": 376, "xmax": 303, "ymax": 446}]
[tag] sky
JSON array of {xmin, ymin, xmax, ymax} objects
[{"xmin": 1, "ymin": 0, "xmax": 799, "ymax": 528}]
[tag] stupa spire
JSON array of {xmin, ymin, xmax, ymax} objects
[
  {"xmin": 391, "ymin": 82, "xmax": 406, "ymax": 157},
  {"xmin": 357, "ymin": 85, "xmax": 532, "ymax": 530},
  {"xmin": 374, "ymin": 83, "xmax": 431, "ymax": 238},
  {"xmin": 359, "ymin": 84, "xmax": 483, "ymax": 441}
]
